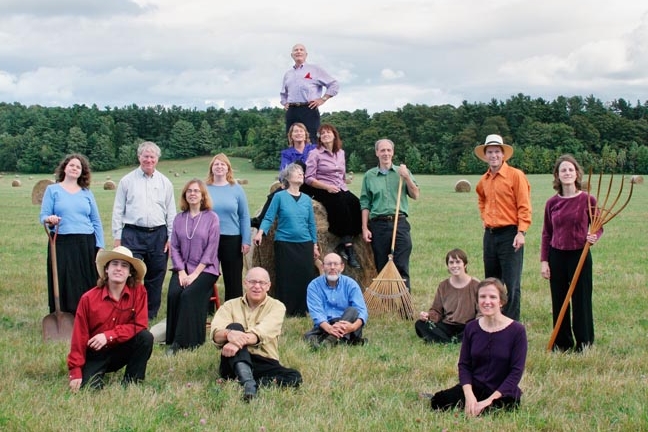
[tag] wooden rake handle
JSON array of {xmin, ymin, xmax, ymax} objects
[{"xmin": 390, "ymin": 176, "xmax": 404, "ymax": 255}]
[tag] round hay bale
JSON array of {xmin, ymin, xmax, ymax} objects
[
  {"xmin": 15, "ymin": 174, "xmax": 20, "ymax": 178},
  {"xmin": 31, "ymin": 179, "xmax": 54, "ymax": 204},
  {"xmin": 454, "ymin": 179, "xmax": 471, "ymax": 192},
  {"xmin": 174, "ymin": 172, "xmax": 180, "ymax": 177},
  {"xmin": 268, "ymin": 181, "xmax": 282, "ymax": 194},
  {"xmin": 103, "ymin": 180, "xmax": 117, "ymax": 190},
  {"xmin": 182, "ymin": 169, "xmax": 187, "ymax": 174},
  {"xmin": 29, "ymin": 176, "xmax": 34, "ymax": 180},
  {"xmin": 237, "ymin": 178, "xmax": 249, "ymax": 185},
  {"xmin": 631, "ymin": 175, "xmax": 644, "ymax": 185},
  {"xmin": 105, "ymin": 175, "xmax": 111, "ymax": 180},
  {"xmin": 11, "ymin": 180, "xmax": 21, "ymax": 187},
  {"xmin": 247, "ymin": 190, "xmax": 376, "ymax": 293}
]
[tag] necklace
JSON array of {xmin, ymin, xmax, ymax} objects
[{"xmin": 186, "ymin": 211, "xmax": 203, "ymax": 240}]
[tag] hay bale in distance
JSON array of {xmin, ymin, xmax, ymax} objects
[
  {"xmin": 455, "ymin": 179, "xmax": 471, "ymax": 192},
  {"xmin": 237, "ymin": 178, "xmax": 249, "ymax": 185},
  {"xmin": 631, "ymin": 175, "xmax": 644, "ymax": 185},
  {"xmin": 11, "ymin": 180, "xmax": 21, "ymax": 187},
  {"xmin": 31, "ymin": 179, "xmax": 55, "ymax": 204},
  {"xmin": 103, "ymin": 180, "xmax": 117, "ymax": 190},
  {"xmin": 174, "ymin": 172, "xmax": 180, "ymax": 177}
]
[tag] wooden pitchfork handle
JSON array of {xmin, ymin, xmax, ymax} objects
[{"xmin": 389, "ymin": 176, "xmax": 404, "ymax": 256}]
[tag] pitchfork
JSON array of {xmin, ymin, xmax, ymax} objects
[{"xmin": 546, "ymin": 170, "xmax": 635, "ymax": 352}]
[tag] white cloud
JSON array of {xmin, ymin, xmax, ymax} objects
[{"xmin": 0, "ymin": 1, "xmax": 647, "ymax": 112}]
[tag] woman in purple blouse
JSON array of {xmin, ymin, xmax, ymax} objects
[
  {"xmin": 166, "ymin": 179, "xmax": 220, "ymax": 355},
  {"xmin": 304, "ymin": 123, "xmax": 362, "ymax": 268},
  {"xmin": 428, "ymin": 278, "xmax": 527, "ymax": 416},
  {"xmin": 541, "ymin": 154, "xmax": 601, "ymax": 352}
]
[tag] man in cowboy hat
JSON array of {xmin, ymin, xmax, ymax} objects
[
  {"xmin": 67, "ymin": 246, "xmax": 153, "ymax": 391},
  {"xmin": 475, "ymin": 134, "xmax": 531, "ymax": 321}
]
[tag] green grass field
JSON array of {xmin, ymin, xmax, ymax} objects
[{"xmin": 0, "ymin": 157, "xmax": 646, "ymax": 431}]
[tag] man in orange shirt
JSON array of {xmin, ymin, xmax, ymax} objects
[{"xmin": 475, "ymin": 134, "xmax": 531, "ymax": 320}]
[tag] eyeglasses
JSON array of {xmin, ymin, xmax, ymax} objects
[
  {"xmin": 323, "ymin": 262, "xmax": 343, "ymax": 267},
  {"xmin": 186, "ymin": 189, "xmax": 201, "ymax": 194},
  {"xmin": 245, "ymin": 279, "xmax": 270, "ymax": 286}
]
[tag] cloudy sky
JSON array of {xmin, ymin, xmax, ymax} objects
[{"xmin": 2, "ymin": 0, "xmax": 648, "ymax": 114}]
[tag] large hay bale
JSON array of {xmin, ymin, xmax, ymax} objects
[
  {"xmin": 246, "ymin": 197, "xmax": 376, "ymax": 294},
  {"xmin": 103, "ymin": 180, "xmax": 117, "ymax": 190},
  {"xmin": 31, "ymin": 179, "xmax": 55, "ymax": 204},
  {"xmin": 11, "ymin": 180, "xmax": 21, "ymax": 187},
  {"xmin": 631, "ymin": 175, "xmax": 644, "ymax": 185},
  {"xmin": 174, "ymin": 172, "xmax": 180, "ymax": 177},
  {"xmin": 237, "ymin": 178, "xmax": 249, "ymax": 185},
  {"xmin": 455, "ymin": 179, "xmax": 471, "ymax": 192}
]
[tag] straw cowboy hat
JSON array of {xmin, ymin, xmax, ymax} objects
[
  {"xmin": 474, "ymin": 134, "xmax": 514, "ymax": 162},
  {"xmin": 96, "ymin": 246, "xmax": 147, "ymax": 281}
]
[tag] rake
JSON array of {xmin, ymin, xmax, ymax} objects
[
  {"xmin": 363, "ymin": 176, "xmax": 415, "ymax": 320},
  {"xmin": 546, "ymin": 170, "xmax": 634, "ymax": 351}
]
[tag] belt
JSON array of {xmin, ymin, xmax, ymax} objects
[
  {"xmin": 371, "ymin": 214, "xmax": 406, "ymax": 222},
  {"xmin": 287, "ymin": 102, "xmax": 310, "ymax": 107},
  {"xmin": 124, "ymin": 224, "xmax": 166, "ymax": 233},
  {"xmin": 485, "ymin": 225, "xmax": 516, "ymax": 234}
]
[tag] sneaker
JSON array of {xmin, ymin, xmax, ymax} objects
[
  {"xmin": 335, "ymin": 244, "xmax": 349, "ymax": 261},
  {"xmin": 346, "ymin": 246, "xmax": 361, "ymax": 269},
  {"xmin": 165, "ymin": 342, "xmax": 180, "ymax": 356},
  {"xmin": 320, "ymin": 335, "xmax": 339, "ymax": 348}
]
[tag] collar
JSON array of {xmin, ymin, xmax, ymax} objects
[{"xmin": 485, "ymin": 161, "xmax": 510, "ymax": 178}]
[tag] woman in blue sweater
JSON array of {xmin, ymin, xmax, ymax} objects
[
  {"xmin": 39, "ymin": 154, "xmax": 105, "ymax": 314},
  {"xmin": 253, "ymin": 163, "xmax": 319, "ymax": 316},
  {"xmin": 207, "ymin": 153, "xmax": 251, "ymax": 301}
]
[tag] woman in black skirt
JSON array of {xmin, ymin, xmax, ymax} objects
[{"xmin": 253, "ymin": 163, "xmax": 319, "ymax": 316}]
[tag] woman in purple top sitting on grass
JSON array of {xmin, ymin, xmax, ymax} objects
[
  {"xmin": 165, "ymin": 179, "xmax": 220, "ymax": 355},
  {"xmin": 426, "ymin": 277, "xmax": 527, "ymax": 416},
  {"xmin": 541, "ymin": 154, "xmax": 602, "ymax": 352}
]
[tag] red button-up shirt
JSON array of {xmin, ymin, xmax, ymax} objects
[{"xmin": 67, "ymin": 284, "xmax": 148, "ymax": 380}]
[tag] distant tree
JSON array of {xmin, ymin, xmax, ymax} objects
[{"xmin": 168, "ymin": 120, "xmax": 198, "ymax": 158}]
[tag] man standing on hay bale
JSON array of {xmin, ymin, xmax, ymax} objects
[
  {"xmin": 112, "ymin": 141, "xmax": 176, "ymax": 320},
  {"xmin": 475, "ymin": 134, "xmax": 531, "ymax": 321},
  {"xmin": 360, "ymin": 139, "xmax": 419, "ymax": 290},
  {"xmin": 304, "ymin": 253, "xmax": 368, "ymax": 348},
  {"xmin": 210, "ymin": 267, "xmax": 302, "ymax": 401}
]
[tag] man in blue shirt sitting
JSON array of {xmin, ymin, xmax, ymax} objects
[{"xmin": 304, "ymin": 252, "xmax": 368, "ymax": 348}]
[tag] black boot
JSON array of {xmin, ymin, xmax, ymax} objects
[
  {"xmin": 346, "ymin": 245, "xmax": 361, "ymax": 268},
  {"xmin": 335, "ymin": 243, "xmax": 349, "ymax": 261},
  {"xmin": 234, "ymin": 362, "xmax": 257, "ymax": 401}
]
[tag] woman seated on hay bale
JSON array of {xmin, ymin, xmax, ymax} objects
[
  {"xmin": 415, "ymin": 249, "xmax": 480, "ymax": 344},
  {"xmin": 251, "ymin": 122, "xmax": 316, "ymax": 229},
  {"xmin": 253, "ymin": 163, "xmax": 319, "ymax": 317},
  {"xmin": 304, "ymin": 123, "xmax": 362, "ymax": 268}
]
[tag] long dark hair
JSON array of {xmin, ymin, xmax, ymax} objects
[
  {"xmin": 55, "ymin": 153, "xmax": 92, "ymax": 188},
  {"xmin": 317, "ymin": 124, "xmax": 342, "ymax": 153},
  {"xmin": 552, "ymin": 154, "xmax": 584, "ymax": 195}
]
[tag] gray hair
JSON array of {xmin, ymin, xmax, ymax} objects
[
  {"xmin": 280, "ymin": 163, "xmax": 304, "ymax": 188},
  {"xmin": 137, "ymin": 141, "xmax": 162, "ymax": 158},
  {"xmin": 374, "ymin": 138, "xmax": 395, "ymax": 152}
]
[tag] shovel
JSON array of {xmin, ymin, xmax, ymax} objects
[{"xmin": 42, "ymin": 223, "xmax": 75, "ymax": 342}]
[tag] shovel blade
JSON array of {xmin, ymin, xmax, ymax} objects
[{"xmin": 42, "ymin": 311, "xmax": 75, "ymax": 342}]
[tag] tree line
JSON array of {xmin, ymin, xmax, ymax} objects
[{"xmin": 1, "ymin": 93, "xmax": 648, "ymax": 175}]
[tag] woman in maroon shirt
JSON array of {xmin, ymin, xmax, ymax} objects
[{"xmin": 541, "ymin": 154, "xmax": 601, "ymax": 352}]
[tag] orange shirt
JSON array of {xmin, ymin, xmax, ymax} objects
[{"xmin": 476, "ymin": 162, "xmax": 532, "ymax": 232}]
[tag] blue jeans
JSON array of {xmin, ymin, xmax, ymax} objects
[{"xmin": 482, "ymin": 226, "xmax": 524, "ymax": 320}]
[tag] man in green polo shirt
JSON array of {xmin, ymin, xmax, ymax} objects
[{"xmin": 360, "ymin": 139, "xmax": 420, "ymax": 290}]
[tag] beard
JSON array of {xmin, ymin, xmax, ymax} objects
[{"xmin": 326, "ymin": 273, "xmax": 340, "ymax": 283}]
